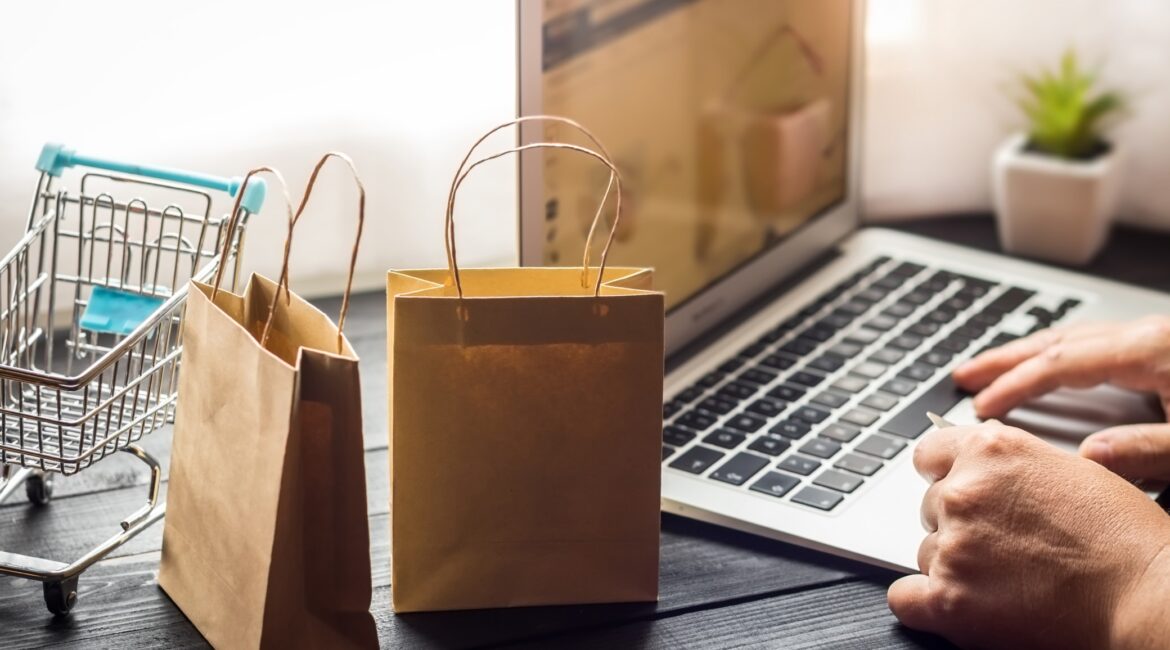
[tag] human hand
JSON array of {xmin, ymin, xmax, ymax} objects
[
  {"xmin": 953, "ymin": 317, "xmax": 1170, "ymax": 480},
  {"xmin": 888, "ymin": 421, "xmax": 1170, "ymax": 650}
]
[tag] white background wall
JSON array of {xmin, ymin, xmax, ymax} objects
[{"xmin": 1, "ymin": 0, "xmax": 1167, "ymax": 296}]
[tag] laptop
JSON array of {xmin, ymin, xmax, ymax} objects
[{"xmin": 516, "ymin": 0, "xmax": 1166, "ymax": 571}]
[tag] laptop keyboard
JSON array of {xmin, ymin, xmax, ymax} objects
[{"xmin": 662, "ymin": 256, "xmax": 1081, "ymax": 512}]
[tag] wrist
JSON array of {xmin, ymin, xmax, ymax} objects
[{"xmin": 1112, "ymin": 540, "xmax": 1170, "ymax": 650}]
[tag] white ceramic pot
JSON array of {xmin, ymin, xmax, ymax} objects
[{"xmin": 991, "ymin": 133, "xmax": 1122, "ymax": 266}]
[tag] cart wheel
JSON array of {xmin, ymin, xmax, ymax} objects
[
  {"xmin": 25, "ymin": 473, "xmax": 52, "ymax": 506},
  {"xmin": 44, "ymin": 577, "xmax": 78, "ymax": 616}
]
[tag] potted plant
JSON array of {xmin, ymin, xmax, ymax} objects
[{"xmin": 992, "ymin": 50, "xmax": 1126, "ymax": 265}]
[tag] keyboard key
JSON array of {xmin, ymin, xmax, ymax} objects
[
  {"xmin": 779, "ymin": 454, "xmax": 821, "ymax": 475},
  {"xmin": 718, "ymin": 381, "xmax": 758, "ymax": 401},
  {"xmin": 780, "ymin": 338, "xmax": 819, "ymax": 356},
  {"xmin": 972, "ymin": 310, "xmax": 1004, "ymax": 328},
  {"xmin": 846, "ymin": 328, "xmax": 882, "ymax": 345},
  {"xmin": 873, "ymin": 275, "xmax": 903, "ymax": 291},
  {"xmin": 697, "ymin": 372, "xmax": 725, "ymax": 388},
  {"xmin": 831, "ymin": 375, "xmax": 869, "ymax": 394},
  {"xmin": 799, "ymin": 437, "xmax": 842, "ymax": 459},
  {"xmin": 709, "ymin": 452, "xmax": 771, "ymax": 486},
  {"xmin": 882, "ymin": 302, "xmax": 915, "ymax": 319},
  {"xmin": 944, "ymin": 296, "xmax": 973, "ymax": 312},
  {"xmin": 888, "ymin": 334, "xmax": 924, "ymax": 351},
  {"xmin": 881, "ymin": 378, "xmax": 917, "ymax": 396},
  {"xmin": 953, "ymin": 324, "xmax": 986, "ymax": 340},
  {"xmin": 664, "ymin": 426, "xmax": 696, "ymax": 446},
  {"xmin": 861, "ymin": 392, "xmax": 899, "ymax": 412},
  {"xmin": 749, "ymin": 471, "xmax": 801, "ymax": 498},
  {"xmin": 841, "ymin": 408, "xmax": 880, "ymax": 427},
  {"xmin": 880, "ymin": 375, "xmax": 965, "ymax": 439},
  {"xmin": 800, "ymin": 325, "xmax": 836, "ymax": 343},
  {"xmin": 814, "ymin": 469, "xmax": 864, "ymax": 493},
  {"xmin": 664, "ymin": 400, "xmax": 684, "ymax": 418},
  {"xmin": 795, "ymin": 405, "xmax": 831, "ymax": 424},
  {"xmin": 866, "ymin": 314, "xmax": 898, "ymax": 331},
  {"xmin": 837, "ymin": 299, "xmax": 870, "ymax": 316},
  {"xmin": 856, "ymin": 288, "xmax": 887, "ymax": 304},
  {"xmin": 768, "ymin": 384, "xmax": 806, "ymax": 402},
  {"xmin": 770, "ymin": 419, "xmax": 811, "ymax": 439},
  {"xmin": 986, "ymin": 287, "xmax": 1035, "ymax": 314},
  {"xmin": 918, "ymin": 350, "xmax": 953, "ymax": 367},
  {"xmin": 791, "ymin": 485, "xmax": 844, "ymax": 511},
  {"xmin": 890, "ymin": 261, "xmax": 926, "ymax": 277},
  {"xmin": 758, "ymin": 328, "xmax": 787, "ymax": 344},
  {"xmin": 677, "ymin": 410, "xmax": 717, "ymax": 431},
  {"xmin": 725, "ymin": 413, "xmax": 767, "ymax": 433},
  {"xmin": 908, "ymin": 321, "xmax": 940, "ymax": 337},
  {"xmin": 820, "ymin": 422, "xmax": 861, "ymax": 443},
  {"xmin": 854, "ymin": 434, "xmax": 907, "ymax": 460},
  {"xmin": 789, "ymin": 371, "xmax": 826, "ymax": 387},
  {"xmin": 851, "ymin": 361, "xmax": 887, "ymax": 379},
  {"xmin": 811, "ymin": 392, "xmax": 850, "ymax": 409},
  {"xmin": 870, "ymin": 348, "xmax": 904, "ymax": 365},
  {"xmin": 827, "ymin": 341, "xmax": 863, "ymax": 358},
  {"xmin": 740, "ymin": 368, "xmax": 778, "ymax": 385},
  {"xmin": 759, "ymin": 353, "xmax": 797, "ymax": 370},
  {"xmin": 748, "ymin": 435, "xmax": 791, "ymax": 456},
  {"xmin": 819, "ymin": 313, "xmax": 853, "ymax": 330},
  {"xmin": 739, "ymin": 342, "xmax": 767, "ymax": 359},
  {"xmin": 747, "ymin": 398, "xmax": 787, "ymax": 418},
  {"xmin": 899, "ymin": 364, "xmax": 935, "ymax": 382},
  {"xmin": 927, "ymin": 308, "xmax": 957, "ymax": 324},
  {"xmin": 808, "ymin": 354, "xmax": 844, "ymax": 373},
  {"xmin": 704, "ymin": 429, "xmax": 747, "ymax": 449},
  {"xmin": 937, "ymin": 336, "xmax": 972, "ymax": 353},
  {"xmin": 835, "ymin": 452, "xmax": 883, "ymax": 476},
  {"xmin": 902, "ymin": 290, "xmax": 931, "ymax": 306},
  {"xmin": 662, "ymin": 446, "xmax": 675, "ymax": 460},
  {"xmin": 676, "ymin": 387, "xmax": 704, "ymax": 403},
  {"xmin": 669, "ymin": 446, "xmax": 726, "ymax": 473},
  {"xmin": 698, "ymin": 396, "xmax": 737, "ymax": 415},
  {"xmin": 719, "ymin": 358, "xmax": 745, "ymax": 374}
]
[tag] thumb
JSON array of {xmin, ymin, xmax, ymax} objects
[
  {"xmin": 1080, "ymin": 423, "xmax": 1170, "ymax": 480},
  {"xmin": 887, "ymin": 574, "xmax": 942, "ymax": 634}
]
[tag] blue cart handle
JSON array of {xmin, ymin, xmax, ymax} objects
[{"xmin": 35, "ymin": 143, "xmax": 266, "ymax": 214}]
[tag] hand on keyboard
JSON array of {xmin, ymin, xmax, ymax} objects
[
  {"xmin": 954, "ymin": 316, "xmax": 1170, "ymax": 480},
  {"xmin": 888, "ymin": 420, "xmax": 1170, "ymax": 650}
]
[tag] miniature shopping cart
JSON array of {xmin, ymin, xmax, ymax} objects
[{"xmin": 0, "ymin": 144, "xmax": 265, "ymax": 615}]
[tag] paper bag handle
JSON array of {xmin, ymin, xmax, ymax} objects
[
  {"xmin": 261, "ymin": 152, "xmax": 366, "ymax": 353},
  {"xmin": 211, "ymin": 167, "xmax": 295, "ymax": 299},
  {"xmin": 446, "ymin": 116, "xmax": 622, "ymax": 298}
]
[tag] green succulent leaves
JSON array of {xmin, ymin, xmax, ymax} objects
[{"xmin": 1016, "ymin": 50, "xmax": 1125, "ymax": 160}]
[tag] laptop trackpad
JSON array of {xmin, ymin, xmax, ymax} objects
[{"xmin": 1002, "ymin": 385, "xmax": 1165, "ymax": 452}]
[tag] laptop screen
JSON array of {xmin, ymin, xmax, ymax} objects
[{"xmin": 536, "ymin": 0, "xmax": 853, "ymax": 311}]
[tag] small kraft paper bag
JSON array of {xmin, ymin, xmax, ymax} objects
[
  {"xmin": 159, "ymin": 156, "xmax": 377, "ymax": 648},
  {"xmin": 389, "ymin": 116, "xmax": 665, "ymax": 612}
]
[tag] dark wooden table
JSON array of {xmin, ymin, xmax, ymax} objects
[{"xmin": 2, "ymin": 215, "xmax": 1166, "ymax": 648}]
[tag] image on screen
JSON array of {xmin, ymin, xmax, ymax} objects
[{"xmin": 538, "ymin": 0, "xmax": 852, "ymax": 310}]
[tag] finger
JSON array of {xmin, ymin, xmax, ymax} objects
[
  {"xmin": 917, "ymin": 532, "xmax": 940, "ymax": 574},
  {"xmin": 914, "ymin": 423, "xmax": 988, "ymax": 481},
  {"xmin": 1081, "ymin": 423, "xmax": 1170, "ymax": 480},
  {"xmin": 952, "ymin": 323, "xmax": 1116, "ymax": 392},
  {"xmin": 921, "ymin": 480, "xmax": 942, "ymax": 532},
  {"xmin": 971, "ymin": 336, "xmax": 1126, "ymax": 418},
  {"xmin": 888, "ymin": 574, "xmax": 942, "ymax": 634}
]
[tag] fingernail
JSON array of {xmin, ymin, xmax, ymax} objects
[{"xmin": 1082, "ymin": 437, "xmax": 1114, "ymax": 465}]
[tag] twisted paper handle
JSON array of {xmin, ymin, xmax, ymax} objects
[{"xmin": 445, "ymin": 116, "xmax": 622, "ymax": 298}]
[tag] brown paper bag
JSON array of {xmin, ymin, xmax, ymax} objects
[
  {"xmin": 389, "ymin": 117, "xmax": 664, "ymax": 613},
  {"xmin": 160, "ymin": 157, "xmax": 377, "ymax": 648}
]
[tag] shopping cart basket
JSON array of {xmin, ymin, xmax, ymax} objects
[{"xmin": 0, "ymin": 144, "xmax": 265, "ymax": 615}]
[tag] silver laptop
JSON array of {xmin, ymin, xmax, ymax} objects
[{"xmin": 516, "ymin": 0, "xmax": 1165, "ymax": 571}]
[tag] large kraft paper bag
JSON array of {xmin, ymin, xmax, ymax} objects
[
  {"xmin": 160, "ymin": 160, "xmax": 377, "ymax": 647},
  {"xmin": 389, "ymin": 117, "xmax": 665, "ymax": 612}
]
